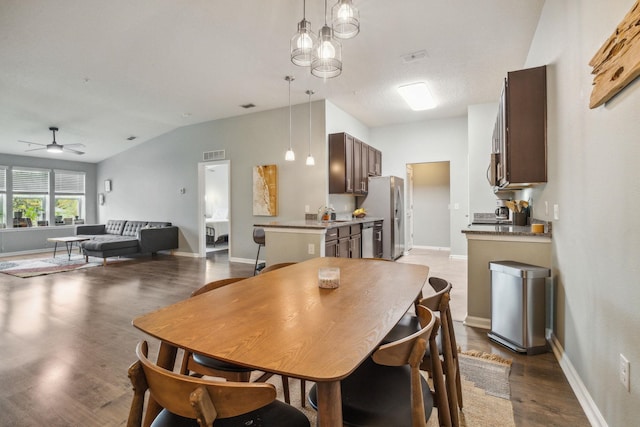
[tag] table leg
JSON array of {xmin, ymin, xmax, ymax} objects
[
  {"xmin": 64, "ymin": 242, "xmax": 73, "ymax": 260},
  {"xmin": 52, "ymin": 242, "xmax": 58, "ymax": 258},
  {"xmin": 143, "ymin": 342, "xmax": 178, "ymax": 427},
  {"xmin": 316, "ymin": 381, "xmax": 342, "ymax": 427}
]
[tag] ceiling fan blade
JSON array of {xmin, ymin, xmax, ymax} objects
[
  {"xmin": 62, "ymin": 143, "xmax": 86, "ymax": 148},
  {"xmin": 24, "ymin": 147, "xmax": 46, "ymax": 152},
  {"xmin": 64, "ymin": 147, "xmax": 85, "ymax": 155},
  {"xmin": 19, "ymin": 140, "xmax": 46, "ymax": 146}
]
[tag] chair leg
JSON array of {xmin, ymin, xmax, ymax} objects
[
  {"xmin": 254, "ymin": 245, "xmax": 261, "ymax": 276},
  {"xmin": 301, "ymin": 379, "xmax": 306, "ymax": 408},
  {"xmin": 281, "ymin": 376, "xmax": 291, "ymax": 405}
]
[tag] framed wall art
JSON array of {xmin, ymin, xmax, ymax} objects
[{"xmin": 252, "ymin": 165, "xmax": 277, "ymax": 216}]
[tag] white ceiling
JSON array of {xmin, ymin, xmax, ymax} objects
[{"xmin": 0, "ymin": 0, "xmax": 545, "ymax": 163}]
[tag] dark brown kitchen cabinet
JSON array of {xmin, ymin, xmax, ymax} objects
[
  {"xmin": 353, "ymin": 138, "xmax": 367, "ymax": 194},
  {"xmin": 324, "ymin": 227, "xmax": 339, "ymax": 257},
  {"xmin": 368, "ymin": 146, "xmax": 381, "ymax": 176},
  {"xmin": 494, "ymin": 65, "xmax": 547, "ymax": 189},
  {"xmin": 329, "ymin": 133, "xmax": 355, "ymax": 194},
  {"xmin": 326, "ymin": 225, "xmax": 361, "ymax": 258},
  {"xmin": 329, "ymin": 132, "xmax": 381, "ymax": 195}
]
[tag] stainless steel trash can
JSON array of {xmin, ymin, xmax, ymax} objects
[{"xmin": 488, "ymin": 261, "xmax": 550, "ymax": 355}]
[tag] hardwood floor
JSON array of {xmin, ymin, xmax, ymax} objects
[{"xmin": 0, "ymin": 250, "xmax": 589, "ymax": 426}]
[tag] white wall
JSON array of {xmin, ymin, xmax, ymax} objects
[
  {"xmin": 411, "ymin": 161, "xmax": 450, "ymax": 248},
  {"xmin": 371, "ymin": 116, "xmax": 469, "ymax": 256},
  {"xmin": 522, "ymin": 1, "xmax": 640, "ymax": 425},
  {"xmin": 97, "ymin": 100, "xmax": 328, "ymax": 261}
]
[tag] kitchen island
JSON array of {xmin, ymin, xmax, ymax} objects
[
  {"xmin": 462, "ymin": 223, "xmax": 552, "ymax": 329},
  {"xmin": 254, "ymin": 217, "xmax": 383, "ymax": 266}
]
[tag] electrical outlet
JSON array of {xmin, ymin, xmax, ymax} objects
[
  {"xmin": 544, "ymin": 201, "xmax": 549, "ymax": 216},
  {"xmin": 620, "ymin": 354, "xmax": 630, "ymax": 391},
  {"xmin": 308, "ymin": 243, "xmax": 315, "ymax": 255},
  {"xmin": 305, "ymin": 205, "xmax": 310, "ymax": 213}
]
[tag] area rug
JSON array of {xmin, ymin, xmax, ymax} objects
[
  {"xmin": 254, "ymin": 349, "xmax": 515, "ymax": 427},
  {"xmin": 0, "ymin": 255, "xmax": 103, "ymax": 278}
]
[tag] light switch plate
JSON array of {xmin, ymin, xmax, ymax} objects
[{"xmin": 554, "ymin": 204, "xmax": 559, "ymax": 220}]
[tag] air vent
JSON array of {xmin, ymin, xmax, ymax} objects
[{"xmin": 203, "ymin": 150, "xmax": 225, "ymax": 161}]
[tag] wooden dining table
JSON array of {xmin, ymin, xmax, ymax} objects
[{"xmin": 132, "ymin": 256, "xmax": 429, "ymax": 426}]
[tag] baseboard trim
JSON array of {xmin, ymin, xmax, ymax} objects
[
  {"xmin": 463, "ymin": 315, "xmax": 490, "ymax": 329},
  {"xmin": 411, "ymin": 245, "xmax": 450, "ymax": 251},
  {"xmin": 172, "ymin": 251, "xmax": 200, "ymax": 258},
  {"xmin": 449, "ymin": 254, "xmax": 468, "ymax": 261},
  {"xmin": 229, "ymin": 257, "xmax": 256, "ymax": 265},
  {"xmin": 548, "ymin": 333, "xmax": 608, "ymax": 427}
]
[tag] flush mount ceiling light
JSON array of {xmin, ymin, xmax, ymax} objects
[
  {"xmin": 285, "ymin": 76, "xmax": 295, "ymax": 161},
  {"xmin": 291, "ymin": 0, "xmax": 318, "ymax": 66},
  {"xmin": 331, "ymin": 0, "xmax": 360, "ymax": 39},
  {"xmin": 306, "ymin": 90, "xmax": 315, "ymax": 166},
  {"xmin": 311, "ymin": 0, "xmax": 342, "ymax": 79},
  {"xmin": 397, "ymin": 82, "xmax": 437, "ymax": 111}
]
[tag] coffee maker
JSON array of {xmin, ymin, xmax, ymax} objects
[{"xmin": 495, "ymin": 199, "xmax": 510, "ymax": 221}]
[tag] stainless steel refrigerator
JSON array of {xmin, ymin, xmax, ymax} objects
[{"xmin": 358, "ymin": 176, "xmax": 405, "ymax": 260}]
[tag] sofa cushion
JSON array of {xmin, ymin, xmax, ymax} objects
[
  {"xmin": 105, "ymin": 220, "xmax": 127, "ymax": 235},
  {"xmin": 122, "ymin": 221, "xmax": 149, "ymax": 236},
  {"xmin": 83, "ymin": 236, "xmax": 139, "ymax": 251}
]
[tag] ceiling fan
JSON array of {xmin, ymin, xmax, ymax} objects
[{"xmin": 20, "ymin": 127, "xmax": 85, "ymax": 155}]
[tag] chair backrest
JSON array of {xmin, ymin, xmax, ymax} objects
[
  {"xmin": 421, "ymin": 277, "xmax": 460, "ymax": 427},
  {"xmin": 253, "ymin": 227, "xmax": 265, "ymax": 245},
  {"xmin": 191, "ymin": 277, "xmax": 247, "ymax": 297},
  {"xmin": 128, "ymin": 341, "xmax": 277, "ymax": 427},
  {"xmin": 260, "ymin": 262, "xmax": 296, "ymax": 274},
  {"xmin": 372, "ymin": 306, "xmax": 436, "ymax": 427}
]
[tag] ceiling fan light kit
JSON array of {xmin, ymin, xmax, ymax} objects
[{"xmin": 19, "ymin": 126, "xmax": 85, "ymax": 155}]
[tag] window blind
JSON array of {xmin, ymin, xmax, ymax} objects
[
  {"xmin": 55, "ymin": 170, "xmax": 85, "ymax": 194},
  {"xmin": 12, "ymin": 168, "xmax": 49, "ymax": 193},
  {"xmin": 0, "ymin": 167, "xmax": 6, "ymax": 192}
]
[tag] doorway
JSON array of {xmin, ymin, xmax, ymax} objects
[
  {"xmin": 198, "ymin": 161, "xmax": 231, "ymax": 257},
  {"xmin": 406, "ymin": 161, "xmax": 451, "ymax": 249}
]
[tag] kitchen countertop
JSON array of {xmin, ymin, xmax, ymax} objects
[
  {"xmin": 462, "ymin": 222, "xmax": 552, "ymax": 238},
  {"xmin": 255, "ymin": 217, "xmax": 384, "ymax": 230}
]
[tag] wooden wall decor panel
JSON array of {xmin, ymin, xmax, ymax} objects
[{"xmin": 589, "ymin": 0, "xmax": 640, "ymax": 108}]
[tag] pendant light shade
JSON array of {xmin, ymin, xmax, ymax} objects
[
  {"xmin": 291, "ymin": 0, "xmax": 318, "ymax": 67},
  {"xmin": 305, "ymin": 90, "xmax": 315, "ymax": 166},
  {"xmin": 311, "ymin": 1, "xmax": 342, "ymax": 79},
  {"xmin": 331, "ymin": 0, "xmax": 360, "ymax": 39},
  {"xmin": 285, "ymin": 76, "xmax": 295, "ymax": 161}
]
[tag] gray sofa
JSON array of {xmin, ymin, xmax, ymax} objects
[{"xmin": 75, "ymin": 220, "xmax": 179, "ymax": 265}]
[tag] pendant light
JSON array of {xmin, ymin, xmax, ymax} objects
[
  {"xmin": 305, "ymin": 90, "xmax": 315, "ymax": 166},
  {"xmin": 291, "ymin": 0, "xmax": 318, "ymax": 67},
  {"xmin": 331, "ymin": 0, "xmax": 360, "ymax": 39},
  {"xmin": 285, "ymin": 76, "xmax": 295, "ymax": 161},
  {"xmin": 311, "ymin": 0, "xmax": 342, "ymax": 79}
]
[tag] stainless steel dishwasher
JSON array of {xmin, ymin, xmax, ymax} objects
[{"xmin": 361, "ymin": 221, "xmax": 374, "ymax": 258}]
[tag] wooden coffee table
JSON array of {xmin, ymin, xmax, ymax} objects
[{"xmin": 47, "ymin": 236, "xmax": 90, "ymax": 260}]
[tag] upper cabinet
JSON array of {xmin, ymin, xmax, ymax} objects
[
  {"xmin": 329, "ymin": 132, "xmax": 381, "ymax": 195},
  {"xmin": 492, "ymin": 65, "xmax": 547, "ymax": 190}
]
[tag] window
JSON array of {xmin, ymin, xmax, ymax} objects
[
  {"xmin": 12, "ymin": 168, "xmax": 50, "ymax": 227},
  {"xmin": 54, "ymin": 170, "xmax": 85, "ymax": 222},
  {"xmin": 0, "ymin": 167, "xmax": 6, "ymax": 227}
]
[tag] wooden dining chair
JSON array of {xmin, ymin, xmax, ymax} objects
[
  {"xmin": 179, "ymin": 277, "xmax": 293, "ymax": 405},
  {"xmin": 128, "ymin": 341, "xmax": 310, "ymax": 427},
  {"xmin": 308, "ymin": 305, "xmax": 445, "ymax": 427},
  {"xmin": 422, "ymin": 277, "xmax": 463, "ymax": 422},
  {"xmin": 259, "ymin": 262, "xmax": 297, "ymax": 274},
  {"xmin": 382, "ymin": 277, "xmax": 462, "ymax": 426}
]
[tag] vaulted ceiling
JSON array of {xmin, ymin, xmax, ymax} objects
[{"xmin": 0, "ymin": 0, "xmax": 545, "ymax": 162}]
